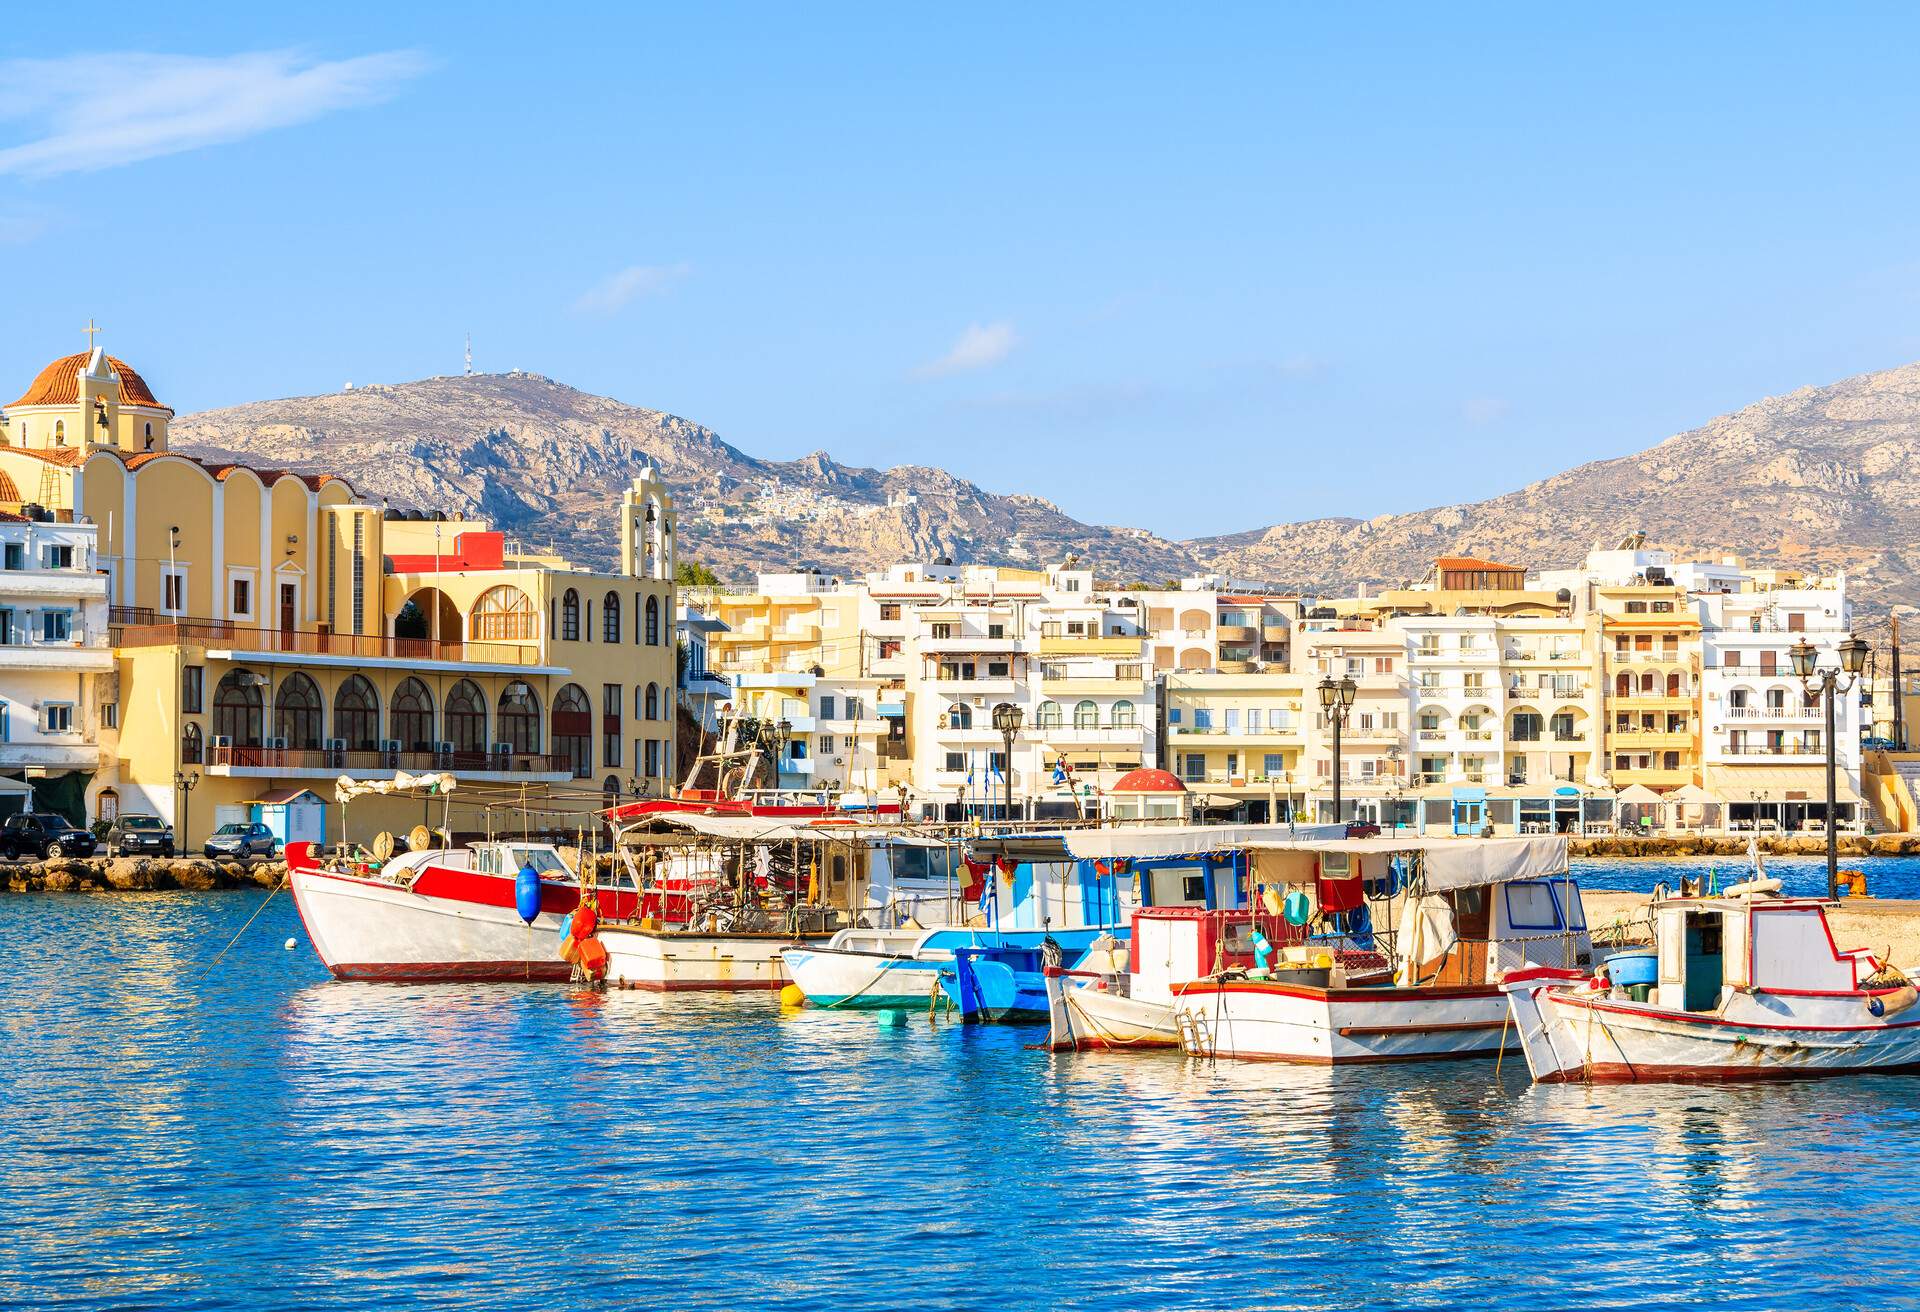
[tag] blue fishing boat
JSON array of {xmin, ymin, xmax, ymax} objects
[{"xmin": 782, "ymin": 924, "xmax": 1118, "ymax": 1010}]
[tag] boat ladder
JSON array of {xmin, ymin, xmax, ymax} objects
[{"xmin": 1175, "ymin": 1009, "xmax": 1216, "ymax": 1059}]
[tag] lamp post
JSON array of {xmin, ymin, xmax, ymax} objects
[
  {"xmin": 173, "ymin": 769, "xmax": 198, "ymax": 855},
  {"xmin": 1790, "ymin": 634, "xmax": 1869, "ymax": 899},
  {"xmin": 1319, "ymin": 675, "xmax": 1357, "ymax": 825},
  {"xmin": 991, "ymin": 702, "xmax": 1023, "ymax": 825}
]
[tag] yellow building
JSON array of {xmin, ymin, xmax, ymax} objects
[
  {"xmin": 0, "ymin": 337, "xmax": 678, "ymax": 847},
  {"xmin": 1162, "ymin": 671, "xmax": 1309, "ymax": 820},
  {"xmin": 1597, "ymin": 580, "xmax": 1702, "ymax": 790}
]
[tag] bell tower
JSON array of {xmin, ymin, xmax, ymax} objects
[{"xmin": 619, "ymin": 467, "xmax": 675, "ymax": 580}]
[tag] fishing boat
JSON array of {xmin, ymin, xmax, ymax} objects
[
  {"xmin": 1500, "ymin": 883, "xmax": 1920, "ymax": 1083},
  {"xmin": 784, "ymin": 925, "xmax": 1119, "ymax": 1010},
  {"xmin": 1165, "ymin": 834, "xmax": 1591, "ymax": 1064},
  {"xmin": 1044, "ymin": 905, "xmax": 1390, "ymax": 1051},
  {"xmin": 287, "ymin": 836, "xmax": 634, "ymax": 982}
]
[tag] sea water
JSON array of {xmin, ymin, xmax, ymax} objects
[{"xmin": 4, "ymin": 870, "xmax": 1920, "ymax": 1312}]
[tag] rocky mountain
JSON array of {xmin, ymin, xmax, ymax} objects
[
  {"xmin": 1192, "ymin": 360, "xmax": 1920, "ymax": 609},
  {"xmin": 173, "ymin": 361, "xmax": 1920, "ymax": 608},
  {"xmin": 173, "ymin": 372, "xmax": 1202, "ymax": 582}
]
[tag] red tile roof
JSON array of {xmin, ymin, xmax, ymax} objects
[
  {"xmin": 0, "ymin": 470, "xmax": 22, "ymax": 501},
  {"xmin": 1435, "ymin": 555, "xmax": 1524, "ymax": 573},
  {"xmin": 10, "ymin": 351, "xmax": 172, "ymax": 413}
]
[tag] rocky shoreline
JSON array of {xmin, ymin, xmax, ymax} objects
[
  {"xmin": 1569, "ymin": 834, "xmax": 1920, "ymax": 859},
  {"xmin": 4, "ymin": 856, "xmax": 286, "ymax": 894}
]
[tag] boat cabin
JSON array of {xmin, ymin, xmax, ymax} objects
[
  {"xmin": 1408, "ymin": 874, "xmax": 1593, "ymax": 985},
  {"xmin": 1650, "ymin": 897, "xmax": 1870, "ymax": 1013},
  {"xmin": 1129, "ymin": 906, "xmax": 1300, "ymax": 1000}
]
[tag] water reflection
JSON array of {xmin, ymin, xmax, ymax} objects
[{"xmin": 7, "ymin": 892, "xmax": 1920, "ymax": 1310}]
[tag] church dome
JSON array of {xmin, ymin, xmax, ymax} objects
[{"xmin": 10, "ymin": 351, "xmax": 172, "ymax": 413}]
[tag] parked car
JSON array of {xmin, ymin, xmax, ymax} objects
[
  {"xmin": 1, "ymin": 812, "xmax": 99, "ymax": 860},
  {"xmin": 106, "ymin": 813, "xmax": 176, "ymax": 858},
  {"xmin": 206, "ymin": 821, "xmax": 277, "ymax": 860},
  {"xmin": 1862, "ymin": 736, "xmax": 1901, "ymax": 753}
]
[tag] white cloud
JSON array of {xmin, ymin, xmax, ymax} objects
[
  {"xmin": 0, "ymin": 49, "xmax": 432, "ymax": 177},
  {"xmin": 572, "ymin": 262, "xmax": 692, "ymax": 315},
  {"xmin": 914, "ymin": 321, "xmax": 1018, "ymax": 379},
  {"xmin": 1462, "ymin": 396, "xmax": 1511, "ymax": 425}
]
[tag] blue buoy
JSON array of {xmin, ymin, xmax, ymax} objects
[{"xmin": 514, "ymin": 863, "xmax": 543, "ymax": 923}]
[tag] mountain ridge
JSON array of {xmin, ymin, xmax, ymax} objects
[{"xmin": 172, "ymin": 361, "xmax": 1920, "ymax": 608}]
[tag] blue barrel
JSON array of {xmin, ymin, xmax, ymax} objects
[
  {"xmin": 514, "ymin": 864, "xmax": 543, "ymax": 923},
  {"xmin": 1605, "ymin": 949, "xmax": 1657, "ymax": 988}
]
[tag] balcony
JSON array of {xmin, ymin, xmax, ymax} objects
[
  {"xmin": 1216, "ymin": 624, "xmax": 1258, "ymax": 643},
  {"xmin": 923, "ymin": 635, "xmax": 1024, "ymax": 654},
  {"xmin": 1037, "ymin": 725, "xmax": 1143, "ymax": 746},
  {"xmin": 116, "ymin": 619, "xmax": 561, "ymax": 672},
  {"xmin": 1724, "ymin": 705, "xmax": 1819, "ymax": 720},
  {"xmin": 770, "ymin": 624, "xmax": 820, "ymax": 645},
  {"xmin": 1723, "ymin": 743, "xmax": 1825, "ymax": 758},
  {"xmin": 1169, "ymin": 725, "xmax": 1302, "ymax": 745},
  {"xmin": 816, "ymin": 716, "xmax": 884, "ymax": 736},
  {"xmin": 207, "ymin": 745, "xmax": 573, "ymax": 781},
  {"xmin": 1037, "ymin": 634, "xmax": 1141, "ymax": 657},
  {"xmin": 1611, "ymin": 767, "xmax": 1694, "ymax": 788},
  {"xmin": 0, "ymin": 637, "xmax": 114, "ymax": 672},
  {"xmin": 1262, "ymin": 624, "xmax": 1290, "ymax": 642},
  {"xmin": 0, "ymin": 741, "xmax": 101, "ymax": 770}
]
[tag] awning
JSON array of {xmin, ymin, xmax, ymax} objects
[
  {"xmin": 0, "ymin": 776, "xmax": 36, "ymax": 797},
  {"xmin": 1615, "ymin": 784, "xmax": 1666, "ymax": 805},
  {"xmin": 1667, "ymin": 783, "xmax": 1716, "ymax": 805},
  {"xmin": 1059, "ymin": 822, "xmax": 1349, "ymax": 862},
  {"xmin": 1705, "ymin": 765, "xmax": 1862, "ymax": 805},
  {"xmin": 648, "ymin": 812, "xmax": 943, "ymax": 845},
  {"xmin": 247, "ymin": 787, "xmax": 325, "ymax": 806}
]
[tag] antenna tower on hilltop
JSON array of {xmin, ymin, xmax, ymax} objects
[{"xmin": 464, "ymin": 334, "xmax": 473, "ymax": 376}]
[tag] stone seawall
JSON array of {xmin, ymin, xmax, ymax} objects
[
  {"xmin": 1569, "ymin": 834, "xmax": 1920, "ymax": 859},
  {"xmin": 3, "ymin": 857, "xmax": 286, "ymax": 894}
]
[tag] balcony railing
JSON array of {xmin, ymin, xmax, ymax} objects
[
  {"xmin": 210, "ymin": 745, "xmax": 572, "ymax": 773},
  {"xmin": 1725, "ymin": 705, "xmax": 1819, "ymax": 719},
  {"xmin": 1724, "ymin": 744, "xmax": 1824, "ymax": 757},
  {"xmin": 115, "ymin": 619, "xmax": 550, "ymax": 666}
]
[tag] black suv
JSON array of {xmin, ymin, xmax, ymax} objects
[
  {"xmin": 2, "ymin": 812, "xmax": 99, "ymax": 860},
  {"xmin": 106, "ymin": 814, "xmax": 176, "ymax": 858}
]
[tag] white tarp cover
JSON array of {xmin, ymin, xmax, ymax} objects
[
  {"xmin": 1243, "ymin": 834, "xmax": 1569, "ymax": 892},
  {"xmin": 1060, "ymin": 822, "xmax": 1348, "ymax": 861},
  {"xmin": 334, "ymin": 771, "xmax": 458, "ymax": 804},
  {"xmin": 650, "ymin": 812, "xmax": 943, "ymax": 846}
]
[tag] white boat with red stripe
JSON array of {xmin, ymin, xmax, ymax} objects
[
  {"xmin": 287, "ymin": 839, "xmax": 635, "ymax": 983},
  {"xmin": 1501, "ymin": 888, "xmax": 1920, "ymax": 1083}
]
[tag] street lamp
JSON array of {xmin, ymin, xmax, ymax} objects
[
  {"xmin": 173, "ymin": 769, "xmax": 198, "ymax": 855},
  {"xmin": 1790, "ymin": 634, "xmax": 1869, "ymax": 899},
  {"xmin": 1319, "ymin": 675, "xmax": 1358, "ymax": 825},
  {"xmin": 772, "ymin": 718, "xmax": 792, "ymax": 789},
  {"xmin": 991, "ymin": 702, "xmax": 1023, "ymax": 825}
]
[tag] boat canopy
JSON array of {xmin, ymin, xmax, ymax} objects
[
  {"xmin": 635, "ymin": 811, "xmax": 945, "ymax": 845},
  {"xmin": 334, "ymin": 771, "xmax": 458, "ymax": 803}
]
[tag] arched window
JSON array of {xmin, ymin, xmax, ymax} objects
[
  {"xmin": 1110, "ymin": 700, "xmax": 1136, "ymax": 729},
  {"xmin": 603, "ymin": 590, "xmax": 622, "ymax": 643},
  {"xmin": 644, "ymin": 682, "xmax": 660, "ymax": 720},
  {"xmin": 1549, "ymin": 710, "xmax": 1575, "ymax": 741},
  {"xmin": 446, "ymin": 679, "xmax": 487, "ymax": 755},
  {"xmin": 391, "ymin": 677, "xmax": 435, "ymax": 752},
  {"xmin": 947, "ymin": 703, "xmax": 972, "ymax": 730},
  {"xmin": 645, "ymin": 595, "xmax": 661, "ymax": 645},
  {"xmin": 561, "ymin": 588, "xmax": 581, "ymax": 641},
  {"xmin": 471, "ymin": 586, "xmax": 537, "ymax": 641},
  {"xmin": 53, "ymin": 420, "xmax": 65, "ymax": 446},
  {"xmin": 214, "ymin": 669, "xmax": 264, "ymax": 747},
  {"xmin": 1035, "ymin": 701, "xmax": 1062, "ymax": 728},
  {"xmin": 499, "ymin": 681, "xmax": 541, "ymax": 753},
  {"xmin": 333, "ymin": 675, "xmax": 380, "ymax": 751},
  {"xmin": 273, "ymin": 671, "xmax": 323, "ymax": 749},
  {"xmin": 182, "ymin": 722, "xmax": 203, "ymax": 765},
  {"xmin": 1074, "ymin": 699, "xmax": 1100, "ymax": 729},
  {"xmin": 604, "ymin": 774, "xmax": 622, "ymax": 798},
  {"xmin": 553, "ymin": 683, "xmax": 591, "ymax": 777}
]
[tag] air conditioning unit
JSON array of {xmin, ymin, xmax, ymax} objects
[
  {"xmin": 267, "ymin": 736, "xmax": 287, "ymax": 750},
  {"xmin": 491, "ymin": 742, "xmax": 513, "ymax": 758},
  {"xmin": 325, "ymin": 738, "xmax": 346, "ymax": 751},
  {"xmin": 212, "ymin": 735, "xmax": 233, "ymax": 749},
  {"xmin": 832, "ymin": 756, "xmax": 844, "ymax": 765},
  {"xmin": 434, "ymin": 740, "xmax": 454, "ymax": 757}
]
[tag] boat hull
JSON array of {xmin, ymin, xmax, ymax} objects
[
  {"xmin": 1504, "ymin": 970, "xmax": 1920, "ymax": 1083},
  {"xmin": 1050, "ymin": 979, "xmax": 1179, "ymax": 1051},
  {"xmin": 779, "ymin": 947, "xmax": 943, "ymax": 1009},
  {"xmin": 290, "ymin": 868, "xmax": 571, "ymax": 983},
  {"xmin": 1176, "ymin": 979, "xmax": 1511, "ymax": 1064},
  {"xmin": 600, "ymin": 926, "xmax": 827, "ymax": 991}
]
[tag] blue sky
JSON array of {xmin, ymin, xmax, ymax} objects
[{"xmin": 3, "ymin": 5, "xmax": 1919, "ymax": 541}]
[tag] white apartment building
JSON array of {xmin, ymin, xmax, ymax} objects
[
  {"xmin": 1696, "ymin": 571, "xmax": 1865, "ymax": 830},
  {"xmin": 0, "ymin": 514, "xmax": 115, "ymax": 822}
]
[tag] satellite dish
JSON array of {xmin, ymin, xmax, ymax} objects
[
  {"xmin": 371, "ymin": 831, "xmax": 395, "ymax": 862},
  {"xmin": 408, "ymin": 824, "xmax": 433, "ymax": 852}
]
